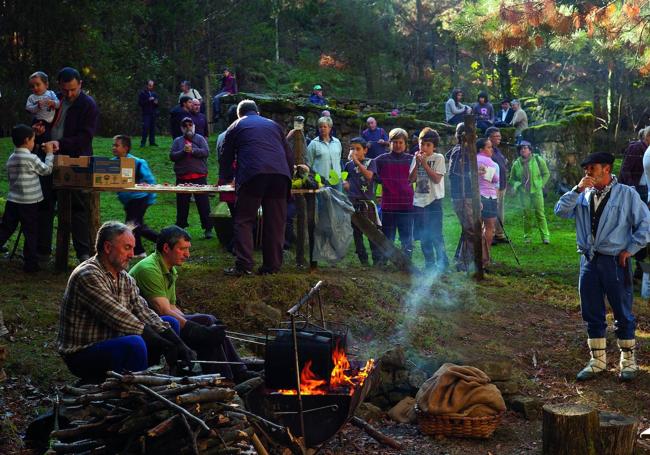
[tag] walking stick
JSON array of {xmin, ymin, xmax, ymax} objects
[{"xmin": 496, "ymin": 216, "xmax": 521, "ymax": 265}]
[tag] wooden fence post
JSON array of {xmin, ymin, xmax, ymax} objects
[{"xmin": 463, "ymin": 114, "xmax": 483, "ymax": 279}]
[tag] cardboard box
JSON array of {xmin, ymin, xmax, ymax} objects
[{"xmin": 54, "ymin": 156, "xmax": 135, "ymax": 188}]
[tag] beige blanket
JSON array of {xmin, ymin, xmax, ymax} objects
[{"xmin": 415, "ymin": 363, "xmax": 506, "ymax": 417}]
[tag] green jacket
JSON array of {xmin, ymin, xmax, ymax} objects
[{"xmin": 509, "ymin": 154, "xmax": 550, "ymax": 194}]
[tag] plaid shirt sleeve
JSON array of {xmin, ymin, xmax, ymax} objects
[
  {"xmin": 58, "ymin": 259, "xmax": 169, "ymax": 354},
  {"xmin": 74, "ymin": 269, "xmax": 148, "ymax": 334}
]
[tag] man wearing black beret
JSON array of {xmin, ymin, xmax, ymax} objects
[{"xmin": 555, "ymin": 152, "xmax": 650, "ymax": 381}]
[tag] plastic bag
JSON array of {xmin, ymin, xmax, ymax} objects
[{"xmin": 312, "ymin": 187, "xmax": 354, "ymax": 263}]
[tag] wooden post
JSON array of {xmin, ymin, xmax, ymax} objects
[
  {"xmin": 55, "ymin": 189, "xmax": 72, "ymax": 272},
  {"xmin": 463, "ymin": 114, "xmax": 483, "ymax": 279},
  {"xmin": 350, "ymin": 212, "xmax": 412, "ymax": 271},
  {"xmin": 88, "ymin": 192, "xmax": 100, "ymax": 256},
  {"xmin": 293, "ymin": 129, "xmax": 307, "ymax": 267},
  {"xmin": 598, "ymin": 412, "xmax": 638, "ymax": 455},
  {"xmin": 542, "ymin": 403, "xmax": 599, "ymax": 455}
]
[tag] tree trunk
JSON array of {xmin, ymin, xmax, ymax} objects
[
  {"xmin": 497, "ymin": 53, "xmax": 512, "ymax": 100},
  {"xmin": 598, "ymin": 412, "xmax": 638, "ymax": 455},
  {"xmin": 542, "ymin": 404, "xmax": 599, "ymax": 455}
]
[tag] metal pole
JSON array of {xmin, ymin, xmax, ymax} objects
[{"xmin": 290, "ymin": 312, "xmax": 307, "ymax": 447}]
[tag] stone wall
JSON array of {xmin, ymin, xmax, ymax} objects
[
  {"xmin": 521, "ymin": 113, "xmax": 594, "ymax": 192},
  {"xmin": 219, "ymin": 93, "xmax": 594, "ymax": 189}
]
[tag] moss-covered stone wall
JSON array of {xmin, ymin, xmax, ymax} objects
[
  {"xmin": 521, "ymin": 113, "xmax": 594, "ymax": 190},
  {"xmin": 219, "ymin": 92, "xmax": 594, "ymax": 189}
]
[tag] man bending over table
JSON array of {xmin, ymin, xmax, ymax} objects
[{"xmin": 129, "ymin": 225, "xmax": 258, "ymax": 383}]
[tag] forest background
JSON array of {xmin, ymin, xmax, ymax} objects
[{"xmin": 2, "ymin": 0, "xmax": 650, "ymax": 149}]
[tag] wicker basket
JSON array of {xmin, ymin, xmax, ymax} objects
[{"xmin": 415, "ymin": 405, "xmax": 503, "ymax": 439}]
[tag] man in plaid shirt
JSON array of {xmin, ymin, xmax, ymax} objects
[{"xmin": 58, "ymin": 221, "xmax": 195, "ymax": 382}]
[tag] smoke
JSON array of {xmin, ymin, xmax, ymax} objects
[{"xmin": 394, "ymin": 265, "xmax": 477, "ymax": 346}]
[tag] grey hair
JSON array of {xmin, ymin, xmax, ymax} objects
[
  {"xmin": 641, "ymin": 126, "xmax": 650, "ymax": 141},
  {"xmin": 237, "ymin": 100, "xmax": 258, "ymax": 118},
  {"xmin": 96, "ymin": 221, "xmax": 131, "ymax": 256},
  {"xmin": 511, "ymin": 99, "xmax": 520, "ymax": 106},
  {"xmin": 317, "ymin": 116, "xmax": 333, "ymax": 127}
]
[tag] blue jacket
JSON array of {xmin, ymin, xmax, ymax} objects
[
  {"xmin": 115, "ymin": 154, "xmax": 156, "ymax": 206},
  {"xmin": 220, "ymin": 112, "xmax": 293, "ymax": 190},
  {"xmin": 309, "ymin": 94, "xmax": 327, "ymax": 106},
  {"xmin": 554, "ymin": 180, "xmax": 650, "ymax": 258}
]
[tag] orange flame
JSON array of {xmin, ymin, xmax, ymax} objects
[{"xmin": 276, "ymin": 343, "xmax": 374, "ymax": 396}]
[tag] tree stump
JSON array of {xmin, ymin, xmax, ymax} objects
[
  {"xmin": 598, "ymin": 412, "xmax": 638, "ymax": 455},
  {"xmin": 542, "ymin": 403, "xmax": 599, "ymax": 455}
]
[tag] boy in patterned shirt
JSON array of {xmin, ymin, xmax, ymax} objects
[
  {"xmin": 343, "ymin": 137, "xmax": 380, "ymax": 265},
  {"xmin": 0, "ymin": 124, "xmax": 55, "ymax": 272}
]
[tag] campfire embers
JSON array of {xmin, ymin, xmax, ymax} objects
[
  {"xmin": 274, "ymin": 344, "xmax": 375, "ymax": 396},
  {"xmin": 244, "ymin": 281, "xmax": 379, "ymax": 449},
  {"xmin": 246, "ymin": 356, "xmax": 378, "ymax": 447}
]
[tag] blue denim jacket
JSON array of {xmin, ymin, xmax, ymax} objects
[{"xmin": 555, "ymin": 181, "xmax": 650, "ymax": 258}]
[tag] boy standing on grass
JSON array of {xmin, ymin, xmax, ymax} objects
[
  {"xmin": 0, "ymin": 125, "xmax": 55, "ymax": 272},
  {"xmin": 374, "ymin": 128, "xmax": 414, "ymax": 264},
  {"xmin": 409, "ymin": 128, "xmax": 449, "ymax": 271},
  {"xmin": 112, "ymin": 135, "xmax": 159, "ymax": 258},
  {"xmin": 343, "ymin": 137, "xmax": 380, "ymax": 265}
]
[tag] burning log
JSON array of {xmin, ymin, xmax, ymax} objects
[{"xmin": 49, "ymin": 371, "xmax": 259, "ymax": 454}]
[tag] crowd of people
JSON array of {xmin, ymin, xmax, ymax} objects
[{"xmin": 1, "ymin": 69, "xmax": 648, "ymax": 384}]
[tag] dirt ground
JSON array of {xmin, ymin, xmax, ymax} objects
[{"xmin": 1, "ymin": 267, "xmax": 649, "ymax": 454}]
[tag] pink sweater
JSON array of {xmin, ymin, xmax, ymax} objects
[{"xmin": 477, "ymin": 153, "xmax": 499, "ymax": 198}]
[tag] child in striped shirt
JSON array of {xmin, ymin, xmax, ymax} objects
[{"xmin": 0, "ymin": 124, "xmax": 55, "ymax": 272}]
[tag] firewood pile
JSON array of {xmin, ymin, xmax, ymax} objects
[{"xmin": 49, "ymin": 371, "xmax": 264, "ymax": 455}]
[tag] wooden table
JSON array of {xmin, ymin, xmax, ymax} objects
[{"xmin": 53, "ymin": 184, "xmax": 321, "ymax": 271}]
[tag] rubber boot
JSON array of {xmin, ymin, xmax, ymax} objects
[
  {"xmin": 576, "ymin": 338, "xmax": 606, "ymax": 381},
  {"xmin": 617, "ymin": 339, "xmax": 639, "ymax": 382}
]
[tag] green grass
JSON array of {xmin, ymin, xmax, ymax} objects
[
  {"xmin": 0, "ymin": 135, "xmax": 582, "ymax": 281},
  {"xmin": 0, "ymin": 134, "xmax": 585, "ymax": 383}
]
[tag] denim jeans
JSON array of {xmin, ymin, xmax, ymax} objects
[
  {"xmin": 63, "ymin": 316, "xmax": 179, "ymax": 382},
  {"xmin": 415, "ymin": 199, "xmax": 449, "ymax": 268},
  {"xmin": 381, "ymin": 210, "xmax": 413, "ymax": 259},
  {"xmin": 578, "ymin": 254, "xmax": 636, "ymax": 339}
]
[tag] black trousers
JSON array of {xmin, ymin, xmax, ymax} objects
[
  {"xmin": 124, "ymin": 198, "xmax": 159, "ymax": 255},
  {"xmin": 37, "ymin": 186, "xmax": 90, "ymax": 259},
  {"xmin": 0, "ymin": 201, "xmax": 39, "ymax": 271},
  {"xmin": 141, "ymin": 114, "xmax": 157, "ymax": 146},
  {"xmin": 175, "ymin": 176, "xmax": 212, "ymax": 230},
  {"xmin": 233, "ymin": 174, "xmax": 288, "ymax": 272},
  {"xmin": 351, "ymin": 200, "xmax": 380, "ymax": 263},
  {"xmin": 182, "ymin": 313, "xmax": 246, "ymax": 379},
  {"xmin": 140, "ymin": 114, "xmax": 156, "ymax": 147}
]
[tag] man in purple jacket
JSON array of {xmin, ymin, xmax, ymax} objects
[
  {"xmin": 220, "ymin": 100, "xmax": 294, "ymax": 276},
  {"xmin": 40, "ymin": 67, "xmax": 99, "ymax": 262}
]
